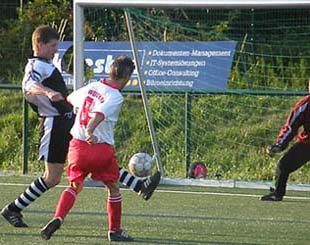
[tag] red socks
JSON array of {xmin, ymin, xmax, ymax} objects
[
  {"xmin": 54, "ymin": 187, "xmax": 77, "ymax": 220},
  {"xmin": 107, "ymin": 194, "xmax": 122, "ymax": 232},
  {"xmin": 53, "ymin": 187, "xmax": 122, "ymax": 232}
]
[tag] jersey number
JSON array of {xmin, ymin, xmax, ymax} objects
[{"xmin": 79, "ymin": 96, "xmax": 94, "ymax": 126}]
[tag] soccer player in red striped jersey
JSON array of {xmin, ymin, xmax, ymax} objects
[
  {"xmin": 41, "ymin": 55, "xmax": 145, "ymax": 242},
  {"xmin": 261, "ymin": 91, "xmax": 310, "ymax": 201}
]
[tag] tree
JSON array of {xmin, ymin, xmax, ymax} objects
[{"xmin": 0, "ymin": 0, "xmax": 73, "ymax": 83}]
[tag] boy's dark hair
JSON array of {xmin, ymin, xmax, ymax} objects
[
  {"xmin": 32, "ymin": 25, "xmax": 59, "ymax": 49},
  {"xmin": 110, "ymin": 55, "xmax": 135, "ymax": 81}
]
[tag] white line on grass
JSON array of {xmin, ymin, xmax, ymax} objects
[
  {"xmin": 155, "ymin": 189, "xmax": 310, "ymax": 200},
  {"xmin": 0, "ymin": 182, "xmax": 309, "ymax": 200}
]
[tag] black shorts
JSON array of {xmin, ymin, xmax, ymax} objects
[{"xmin": 38, "ymin": 114, "xmax": 74, "ymax": 164}]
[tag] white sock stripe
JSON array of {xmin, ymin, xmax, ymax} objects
[
  {"xmin": 108, "ymin": 196, "xmax": 122, "ymax": 200},
  {"xmin": 109, "ymin": 199, "xmax": 122, "ymax": 203},
  {"xmin": 65, "ymin": 187, "xmax": 77, "ymax": 197},
  {"xmin": 123, "ymin": 174, "xmax": 131, "ymax": 185},
  {"xmin": 38, "ymin": 177, "xmax": 48, "ymax": 190},
  {"xmin": 25, "ymin": 188, "xmax": 38, "ymax": 199},
  {"xmin": 30, "ymin": 182, "xmax": 43, "ymax": 195},
  {"xmin": 119, "ymin": 167, "xmax": 126, "ymax": 176},
  {"xmin": 108, "ymin": 195, "xmax": 122, "ymax": 202},
  {"xmin": 14, "ymin": 199, "xmax": 26, "ymax": 209},
  {"xmin": 20, "ymin": 194, "xmax": 33, "ymax": 204},
  {"xmin": 130, "ymin": 178, "xmax": 139, "ymax": 189}
]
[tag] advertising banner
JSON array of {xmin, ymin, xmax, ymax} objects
[{"xmin": 54, "ymin": 41, "xmax": 236, "ymax": 92}]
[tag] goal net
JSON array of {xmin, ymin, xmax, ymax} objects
[{"xmin": 73, "ymin": 1, "xmax": 310, "ymax": 184}]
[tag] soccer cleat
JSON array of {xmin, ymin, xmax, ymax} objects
[
  {"xmin": 260, "ymin": 192, "xmax": 283, "ymax": 201},
  {"xmin": 108, "ymin": 229, "xmax": 133, "ymax": 242},
  {"xmin": 139, "ymin": 171, "xmax": 161, "ymax": 201},
  {"xmin": 40, "ymin": 218, "xmax": 62, "ymax": 240},
  {"xmin": 1, "ymin": 205, "xmax": 28, "ymax": 227}
]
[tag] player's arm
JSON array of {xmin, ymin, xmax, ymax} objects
[
  {"xmin": 27, "ymin": 82, "xmax": 63, "ymax": 102},
  {"xmin": 267, "ymin": 97, "xmax": 308, "ymax": 157},
  {"xmin": 23, "ymin": 64, "xmax": 64, "ymax": 102},
  {"xmin": 85, "ymin": 113, "xmax": 105, "ymax": 144}
]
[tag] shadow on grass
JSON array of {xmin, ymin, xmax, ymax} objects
[
  {"xmin": 0, "ymin": 232, "xmax": 105, "ymax": 245},
  {"xmin": 131, "ymin": 237, "xmax": 264, "ymax": 245},
  {"xmin": 24, "ymin": 209, "xmax": 310, "ymax": 225},
  {"xmin": 0, "ymin": 232, "xmax": 263, "ymax": 245}
]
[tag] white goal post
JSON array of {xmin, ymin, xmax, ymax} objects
[{"xmin": 73, "ymin": 0, "xmax": 310, "ymax": 180}]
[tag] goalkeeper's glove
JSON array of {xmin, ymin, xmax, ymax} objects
[{"xmin": 266, "ymin": 144, "xmax": 283, "ymax": 157}]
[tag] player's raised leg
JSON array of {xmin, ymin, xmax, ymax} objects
[
  {"xmin": 119, "ymin": 167, "xmax": 142, "ymax": 192},
  {"xmin": 119, "ymin": 167, "xmax": 161, "ymax": 200}
]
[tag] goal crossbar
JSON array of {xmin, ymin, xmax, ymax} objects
[{"xmin": 74, "ymin": 0, "xmax": 310, "ymax": 8}]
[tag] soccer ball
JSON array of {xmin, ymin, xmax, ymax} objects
[{"xmin": 128, "ymin": 152, "xmax": 153, "ymax": 177}]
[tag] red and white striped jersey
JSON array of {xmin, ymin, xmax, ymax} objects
[
  {"xmin": 68, "ymin": 79, "xmax": 123, "ymax": 145},
  {"xmin": 276, "ymin": 95, "xmax": 310, "ymax": 148}
]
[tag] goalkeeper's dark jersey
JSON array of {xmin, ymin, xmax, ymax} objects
[
  {"xmin": 22, "ymin": 57, "xmax": 72, "ymax": 117},
  {"xmin": 276, "ymin": 95, "xmax": 310, "ymax": 148}
]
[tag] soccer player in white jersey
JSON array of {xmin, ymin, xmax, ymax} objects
[
  {"xmin": 41, "ymin": 55, "xmax": 140, "ymax": 242},
  {"xmin": 1, "ymin": 26, "xmax": 160, "ymax": 229}
]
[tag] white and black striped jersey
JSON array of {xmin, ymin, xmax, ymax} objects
[{"xmin": 22, "ymin": 57, "xmax": 72, "ymax": 117}]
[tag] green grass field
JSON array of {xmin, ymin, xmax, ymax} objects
[{"xmin": 0, "ymin": 176, "xmax": 310, "ymax": 245}]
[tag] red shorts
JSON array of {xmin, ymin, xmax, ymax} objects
[{"xmin": 67, "ymin": 138, "xmax": 120, "ymax": 185}]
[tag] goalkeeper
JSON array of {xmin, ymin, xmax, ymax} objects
[{"xmin": 261, "ymin": 93, "xmax": 310, "ymax": 201}]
